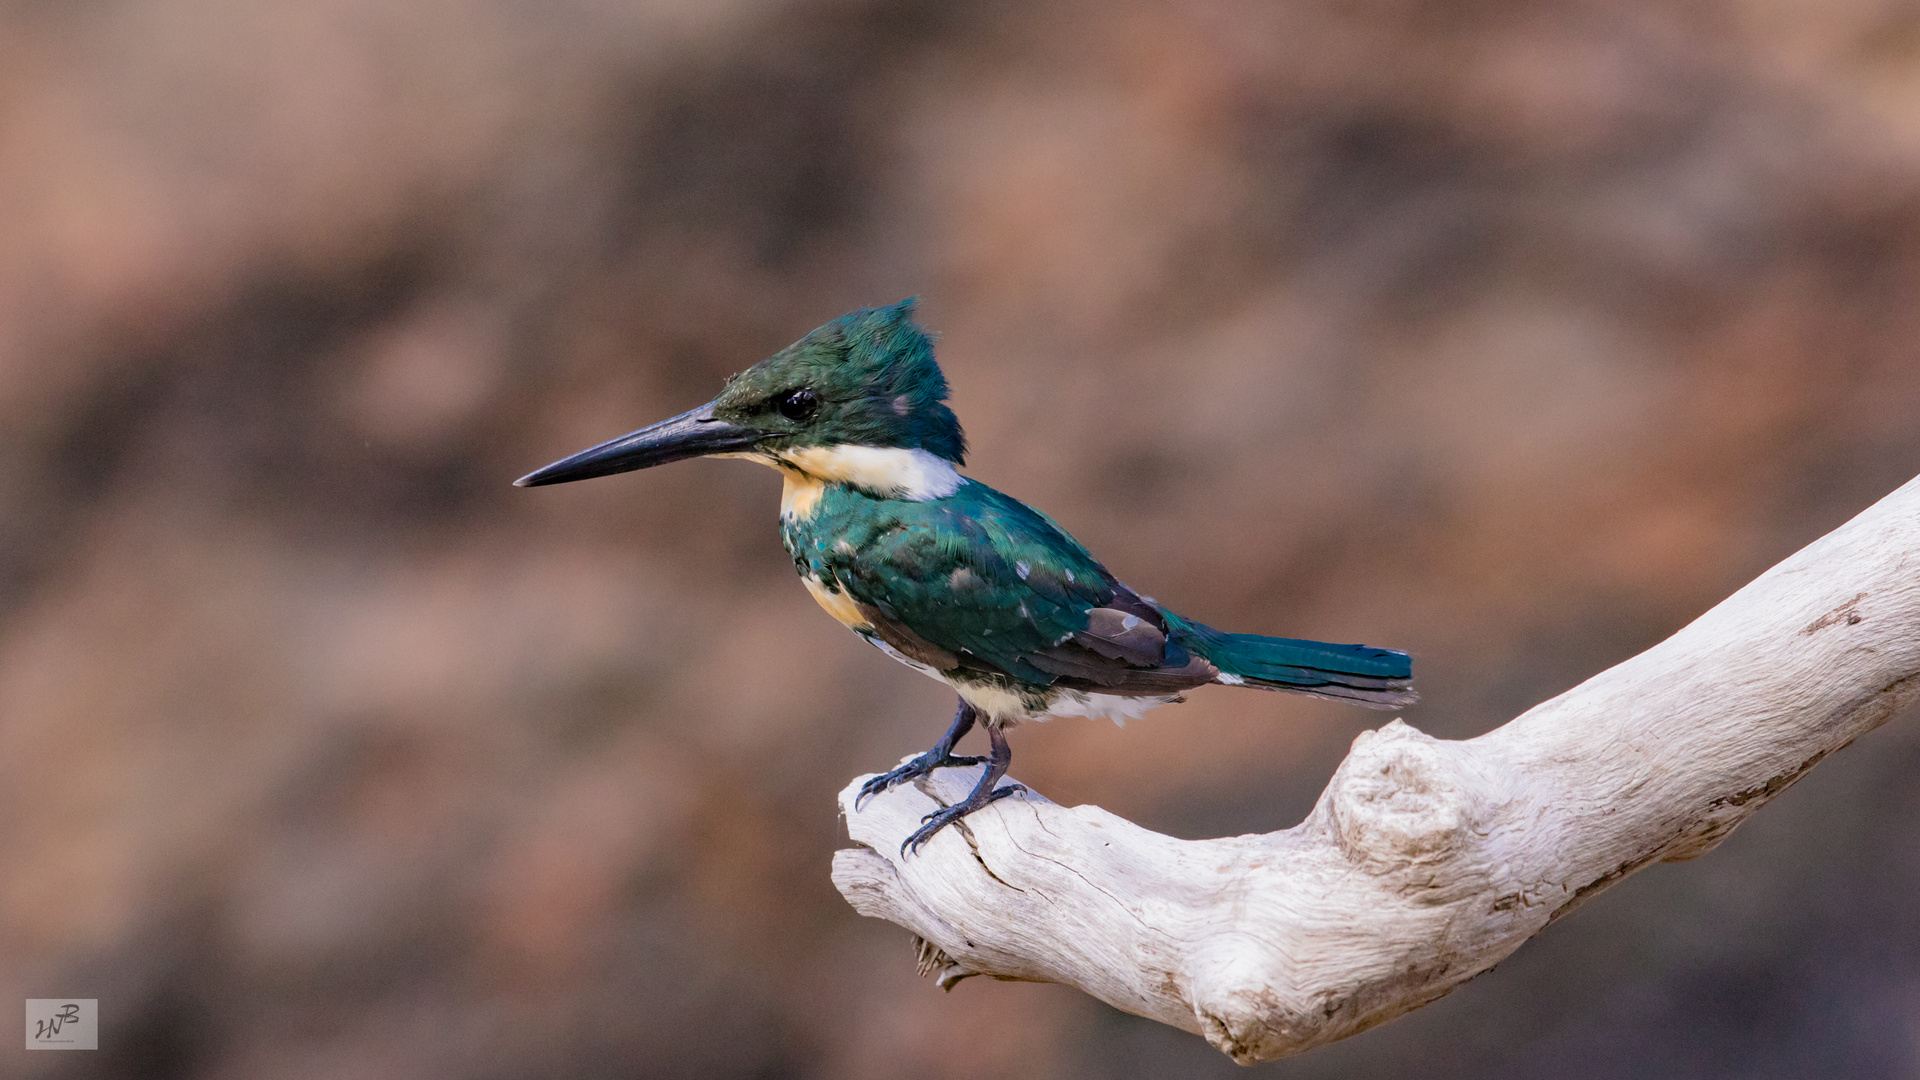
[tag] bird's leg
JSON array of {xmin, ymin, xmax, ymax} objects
[
  {"xmin": 901, "ymin": 720, "xmax": 1023, "ymax": 855},
  {"xmin": 855, "ymin": 699, "xmax": 987, "ymax": 809}
]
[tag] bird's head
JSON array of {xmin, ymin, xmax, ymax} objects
[{"xmin": 515, "ymin": 299, "xmax": 966, "ymax": 488}]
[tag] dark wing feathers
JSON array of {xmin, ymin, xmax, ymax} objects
[
  {"xmin": 815, "ymin": 482, "xmax": 1215, "ymax": 694},
  {"xmin": 1074, "ymin": 607, "xmax": 1166, "ymax": 666}
]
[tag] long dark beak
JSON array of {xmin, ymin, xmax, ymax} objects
[{"xmin": 514, "ymin": 403, "xmax": 763, "ymax": 487}]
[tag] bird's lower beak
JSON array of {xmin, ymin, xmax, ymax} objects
[{"xmin": 514, "ymin": 403, "xmax": 763, "ymax": 487}]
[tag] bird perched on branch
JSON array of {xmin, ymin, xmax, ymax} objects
[{"xmin": 518, "ymin": 300, "xmax": 1414, "ymax": 853}]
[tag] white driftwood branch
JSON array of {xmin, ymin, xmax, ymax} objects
[{"xmin": 832, "ymin": 473, "xmax": 1920, "ymax": 1064}]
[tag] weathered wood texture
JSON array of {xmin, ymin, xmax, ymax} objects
[{"xmin": 832, "ymin": 474, "xmax": 1920, "ymax": 1064}]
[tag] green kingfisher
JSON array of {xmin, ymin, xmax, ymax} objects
[{"xmin": 517, "ymin": 300, "xmax": 1414, "ymax": 853}]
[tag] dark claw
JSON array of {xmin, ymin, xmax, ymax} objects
[
  {"xmin": 900, "ymin": 783, "xmax": 1025, "ymax": 855},
  {"xmin": 855, "ymin": 699, "xmax": 984, "ymax": 811},
  {"xmin": 858, "ymin": 699, "xmax": 1022, "ymax": 856},
  {"xmin": 855, "ymin": 752, "xmax": 987, "ymax": 809}
]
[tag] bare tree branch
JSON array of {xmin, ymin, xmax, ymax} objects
[{"xmin": 832, "ymin": 474, "xmax": 1920, "ymax": 1063}]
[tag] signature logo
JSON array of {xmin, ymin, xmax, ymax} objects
[
  {"xmin": 33, "ymin": 1003, "xmax": 81, "ymax": 1041},
  {"xmin": 25, "ymin": 999, "xmax": 96, "ymax": 1050}
]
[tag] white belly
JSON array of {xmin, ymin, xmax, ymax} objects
[
  {"xmin": 1041, "ymin": 688, "xmax": 1180, "ymax": 727},
  {"xmin": 941, "ymin": 662, "xmax": 1180, "ymax": 727},
  {"xmin": 859, "ymin": 628, "xmax": 1183, "ymax": 727}
]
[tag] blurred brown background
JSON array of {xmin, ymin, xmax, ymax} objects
[{"xmin": 4, "ymin": 0, "xmax": 1920, "ymax": 1077}]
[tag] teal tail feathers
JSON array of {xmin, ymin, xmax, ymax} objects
[{"xmin": 1162, "ymin": 612, "xmax": 1415, "ymax": 709}]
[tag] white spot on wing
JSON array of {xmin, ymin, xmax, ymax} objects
[
  {"xmin": 1216, "ymin": 672, "xmax": 1246, "ymax": 686},
  {"xmin": 1016, "ymin": 561, "xmax": 1031, "ymax": 580}
]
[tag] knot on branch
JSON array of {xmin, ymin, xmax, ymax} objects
[
  {"xmin": 1189, "ymin": 971, "xmax": 1294, "ymax": 1065},
  {"xmin": 1323, "ymin": 720, "xmax": 1498, "ymax": 877}
]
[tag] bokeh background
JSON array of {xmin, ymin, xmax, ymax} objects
[{"xmin": 5, "ymin": 0, "xmax": 1920, "ymax": 1077}]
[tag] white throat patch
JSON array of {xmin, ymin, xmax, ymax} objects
[{"xmin": 776, "ymin": 445, "xmax": 963, "ymax": 502}]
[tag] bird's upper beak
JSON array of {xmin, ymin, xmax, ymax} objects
[{"xmin": 514, "ymin": 402, "xmax": 764, "ymax": 487}]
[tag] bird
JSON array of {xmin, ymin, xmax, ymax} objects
[{"xmin": 517, "ymin": 299, "xmax": 1414, "ymax": 854}]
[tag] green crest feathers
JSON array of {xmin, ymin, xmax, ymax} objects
[
  {"xmin": 829, "ymin": 298, "xmax": 967, "ymax": 464},
  {"xmin": 719, "ymin": 297, "xmax": 967, "ymax": 463}
]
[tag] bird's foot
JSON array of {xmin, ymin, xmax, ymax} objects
[
  {"xmin": 900, "ymin": 782, "xmax": 1025, "ymax": 856},
  {"xmin": 855, "ymin": 751, "xmax": 987, "ymax": 810}
]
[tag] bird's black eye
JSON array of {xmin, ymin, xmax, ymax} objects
[{"xmin": 777, "ymin": 388, "xmax": 819, "ymax": 422}]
